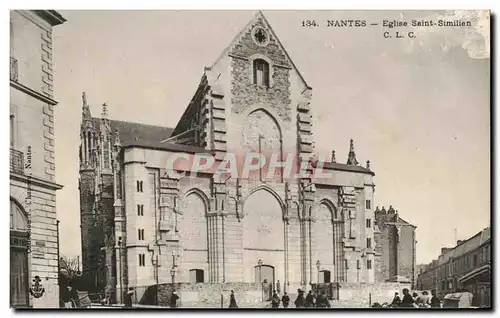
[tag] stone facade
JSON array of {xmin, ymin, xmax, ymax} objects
[
  {"xmin": 374, "ymin": 206, "xmax": 417, "ymax": 286},
  {"xmin": 417, "ymin": 227, "xmax": 491, "ymax": 306},
  {"xmin": 10, "ymin": 10, "xmax": 66, "ymax": 308},
  {"xmin": 79, "ymin": 12, "xmax": 380, "ymax": 305}
]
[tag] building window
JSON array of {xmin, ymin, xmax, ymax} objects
[
  {"xmin": 136, "ymin": 181, "xmax": 143, "ymax": 192},
  {"xmin": 367, "ymin": 259, "xmax": 372, "ymax": 269},
  {"xmin": 189, "ymin": 269, "xmax": 205, "ymax": 283},
  {"xmin": 356, "ymin": 259, "xmax": 361, "ymax": 269},
  {"xmin": 473, "ymin": 254, "xmax": 478, "ymax": 267},
  {"xmin": 366, "ymin": 219, "xmax": 371, "ymax": 228},
  {"xmin": 365, "ymin": 200, "xmax": 371, "ymax": 209},
  {"xmin": 10, "ymin": 115, "xmax": 15, "ymax": 148},
  {"xmin": 137, "ymin": 204, "xmax": 144, "ymax": 216},
  {"xmin": 344, "ymin": 259, "xmax": 349, "ymax": 269},
  {"xmin": 138, "ymin": 229, "xmax": 144, "ymax": 240},
  {"xmin": 139, "ymin": 254, "xmax": 145, "ymax": 266},
  {"xmin": 253, "ymin": 59, "xmax": 269, "ymax": 87},
  {"xmin": 366, "ymin": 237, "xmax": 372, "ymax": 249}
]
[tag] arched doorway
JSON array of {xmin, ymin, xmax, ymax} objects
[
  {"xmin": 311, "ymin": 202, "xmax": 335, "ymax": 282},
  {"xmin": 254, "ymin": 264, "xmax": 275, "ymax": 300},
  {"xmin": 10, "ymin": 199, "xmax": 29, "ymax": 307},
  {"xmin": 179, "ymin": 191, "xmax": 209, "ymax": 283},
  {"xmin": 242, "ymin": 188, "xmax": 285, "ymax": 286},
  {"xmin": 311, "ymin": 200, "xmax": 346, "ymax": 283}
]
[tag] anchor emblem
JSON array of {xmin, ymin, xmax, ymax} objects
[{"xmin": 30, "ymin": 275, "xmax": 45, "ymax": 299}]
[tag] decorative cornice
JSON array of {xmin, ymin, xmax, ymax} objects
[
  {"xmin": 32, "ymin": 10, "xmax": 66, "ymax": 26},
  {"xmin": 10, "ymin": 80, "xmax": 58, "ymax": 106},
  {"xmin": 10, "ymin": 172, "xmax": 63, "ymax": 191}
]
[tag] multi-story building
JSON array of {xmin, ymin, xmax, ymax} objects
[
  {"xmin": 373, "ymin": 206, "xmax": 417, "ymax": 286},
  {"xmin": 416, "ymin": 227, "xmax": 491, "ymax": 307},
  {"xmin": 10, "ymin": 10, "xmax": 66, "ymax": 308},
  {"xmin": 79, "ymin": 11, "xmax": 378, "ymax": 303}
]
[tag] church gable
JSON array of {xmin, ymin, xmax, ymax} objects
[
  {"xmin": 229, "ymin": 14, "xmax": 290, "ymax": 67},
  {"xmin": 229, "ymin": 12, "xmax": 296, "ymax": 123}
]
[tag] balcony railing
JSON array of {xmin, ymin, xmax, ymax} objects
[
  {"xmin": 10, "ymin": 148, "xmax": 24, "ymax": 175},
  {"xmin": 10, "ymin": 57, "xmax": 18, "ymax": 82}
]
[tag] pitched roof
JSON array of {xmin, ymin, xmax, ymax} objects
[
  {"xmin": 91, "ymin": 118, "xmax": 209, "ymax": 153},
  {"xmin": 210, "ymin": 11, "xmax": 311, "ymax": 89},
  {"xmin": 315, "ymin": 161, "xmax": 375, "ymax": 176},
  {"xmin": 397, "ymin": 216, "xmax": 416, "ymax": 227}
]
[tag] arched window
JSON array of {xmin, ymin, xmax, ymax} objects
[
  {"xmin": 10, "ymin": 199, "xmax": 28, "ymax": 231},
  {"xmin": 253, "ymin": 59, "xmax": 270, "ymax": 87}
]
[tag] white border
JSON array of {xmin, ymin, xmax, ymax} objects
[{"xmin": 2, "ymin": 2, "xmax": 497, "ymax": 318}]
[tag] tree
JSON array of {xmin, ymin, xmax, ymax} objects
[{"xmin": 60, "ymin": 255, "xmax": 81, "ymax": 280}]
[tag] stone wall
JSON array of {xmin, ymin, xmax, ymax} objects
[
  {"xmin": 230, "ymin": 16, "xmax": 292, "ymax": 123},
  {"xmin": 158, "ymin": 282, "xmax": 263, "ymax": 307},
  {"xmin": 338, "ymin": 282, "xmax": 412, "ymax": 307},
  {"xmin": 231, "ymin": 58, "xmax": 292, "ymax": 122},
  {"xmin": 398, "ymin": 225, "xmax": 416, "ymax": 285}
]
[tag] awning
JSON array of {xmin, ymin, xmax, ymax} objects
[{"xmin": 459, "ymin": 264, "xmax": 490, "ymax": 284}]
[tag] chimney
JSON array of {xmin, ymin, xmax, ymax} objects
[
  {"xmin": 457, "ymin": 240, "xmax": 463, "ymax": 246},
  {"xmin": 441, "ymin": 247, "xmax": 452, "ymax": 255}
]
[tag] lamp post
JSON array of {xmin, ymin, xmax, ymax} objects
[
  {"xmin": 258, "ymin": 259, "xmax": 263, "ymax": 301},
  {"xmin": 170, "ymin": 266, "xmax": 176, "ymax": 288},
  {"xmin": 316, "ymin": 260, "xmax": 321, "ymax": 285},
  {"xmin": 152, "ymin": 256, "xmax": 159, "ymax": 305}
]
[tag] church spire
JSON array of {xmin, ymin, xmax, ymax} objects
[
  {"xmin": 346, "ymin": 139, "xmax": 358, "ymax": 166},
  {"xmin": 82, "ymin": 92, "xmax": 92, "ymax": 121},
  {"xmin": 102, "ymin": 102, "xmax": 108, "ymax": 119}
]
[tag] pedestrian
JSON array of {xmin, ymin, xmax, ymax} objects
[
  {"xmin": 430, "ymin": 289, "xmax": 440, "ymax": 308},
  {"xmin": 391, "ymin": 292, "xmax": 402, "ymax": 307},
  {"xmin": 61, "ymin": 285, "xmax": 76, "ymax": 308},
  {"xmin": 281, "ymin": 292, "xmax": 290, "ymax": 308},
  {"xmin": 305, "ymin": 290, "xmax": 314, "ymax": 308},
  {"xmin": 276, "ymin": 280, "xmax": 281, "ymax": 295},
  {"xmin": 421, "ymin": 291, "xmax": 431, "ymax": 308},
  {"xmin": 262, "ymin": 279, "xmax": 271, "ymax": 301},
  {"xmin": 294, "ymin": 289, "xmax": 305, "ymax": 308},
  {"xmin": 170, "ymin": 290, "xmax": 180, "ymax": 308},
  {"xmin": 228, "ymin": 290, "xmax": 238, "ymax": 308},
  {"xmin": 271, "ymin": 290, "xmax": 280, "ymax": 308},
  {"xmin": 315, "ymin": 291, "xmax": 330, "ymax": 308},
  {"xmin": 401, "ymin": 288, "xmax": 414, "ymax": 308},
  {"xmin": 124, "ymin": 287, "xmax": 134, "ymax": 308}
]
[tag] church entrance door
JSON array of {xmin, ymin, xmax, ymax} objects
[{"xmin": 255, "ymin": 265, "xmax": 275, "ymax": 300}]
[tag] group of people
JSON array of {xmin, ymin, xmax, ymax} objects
[
  {"xmin": 123, "ymin": 287, "xmax": 179, "ymax": 308},
  {"xmin": 228, "ymin": 287, "xmax": 330, "ymax": 309},
  {"xmin": 387, "ymin": 288, "xmax": 442, "ymax": 308},
  {"xmin": 268, "ymin": 288, "xmax": 330, "ymax": 308},
  {"xmin": 291, "ymin": 289, "xmax": 331, "ymax": 308}
]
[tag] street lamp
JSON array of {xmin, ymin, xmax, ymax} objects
[
  {"xmin": 316, "ymin": 260, "xmax": 321, "ymax": 284},
  {"xmin": 258, "ymin": 259, "xmax": 263, "ymax": 301},
  {"xmin": 170, "ymin": 266, "xmax": 176, "ymax": 288}
]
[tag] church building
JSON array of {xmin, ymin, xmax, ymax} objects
[{"xmin": 79, "ymin": 12, "xmax": 378, "ymax": 302}]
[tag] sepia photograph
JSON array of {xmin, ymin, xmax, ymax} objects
[{"xmin": 8, "ymin": 8, "xmax": 491, "ymax": 310}]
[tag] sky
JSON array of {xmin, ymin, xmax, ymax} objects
[{"xmin": 51, "ymin": 10, "xmax": 490, "ymax": 264}]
